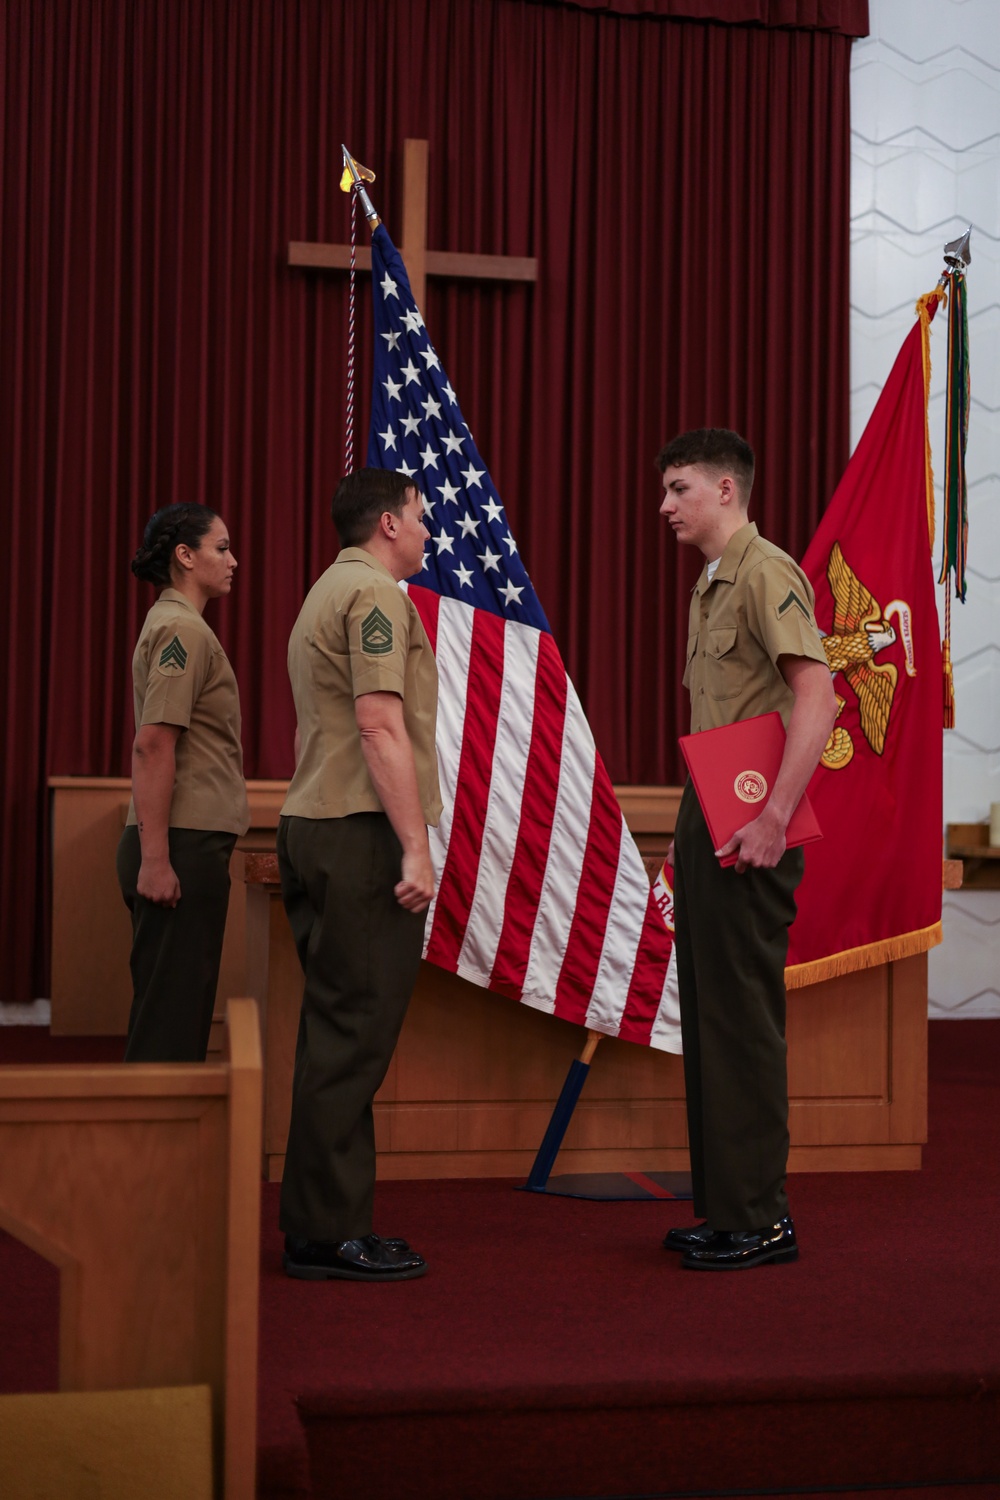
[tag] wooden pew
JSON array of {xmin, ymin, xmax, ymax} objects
[{"xmin": 0, "ymin": 998, "xmax": 262, "ymax": 1500}]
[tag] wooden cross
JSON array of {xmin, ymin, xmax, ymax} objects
[{"xmin": 287, "ymin": 138, "xmax": 537, "ymax": 309}]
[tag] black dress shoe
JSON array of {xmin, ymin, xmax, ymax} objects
[
  {"xmin": 681, "ymin": 1215, "xmax": 798, "ymax": 1271},
  {"xmin": 283, "ymin": 1232, "xmax": 427, "ymax": 1282},
  {"xmin": 662, "ymin": 1222, "xmax": 714, "ymax": 1253}
]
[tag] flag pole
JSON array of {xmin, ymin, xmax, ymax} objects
[
  {"xmin": 340, "ymin": 144, "xmax": 381, "ymax": 229},
  {"xmin": 348, "ymin": 149, "xmax": 607, "ymax": 1180},
  {"xmin": 937, "ymin": 226, "xmax": 972, "ymax": 729},
  {"xmin": 339, "ymin": 146, "xmax": 381, "ymax": 473},
  {"xmin": 523, "ymin": 1030, "xmax": 603, "ymax": 1191},
  {"xmin": 348, "ymin": 158, "xmax": 605, "ymax": 1188}
]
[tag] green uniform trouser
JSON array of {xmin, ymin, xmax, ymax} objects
[
  {"xmin": 277, "ymin": 812, "xmax": 427, "ymax": 1243},
  {"xmin": 672, "ymin": 780, "xmax": 803, "ymax": 1232},
  {"xmin": 116, "ymin": 826, "xmax": 236, "ymax": 1063}
]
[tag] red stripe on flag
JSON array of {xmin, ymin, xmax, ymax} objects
[
  {"xmin": 551, "ymin": 766, "xmax": 623, "ymax": 1024},
  {"xmin": 407, "ymin": 582, "xmax": 441, "ymax": 655},
  {"xmin": 424, "ymin": 608, "xmax": 506, "ymax": 969},
  {"xmin": 615, "ymin": 891, "xmax": 674, "ymax": 1046},
  {"xmin": 488, "ymin": 632, "xmax": 569, "ymax": 1001}
]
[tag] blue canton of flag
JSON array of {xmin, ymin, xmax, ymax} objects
[{"xmin": 367, "ymin": 226, "xmax": 550, "ymax": 630}]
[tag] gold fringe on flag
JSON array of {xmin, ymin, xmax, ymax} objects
[
  {"xmin": 784, "ymin": 921, "xmax": 943, "ymax": 990},
  {"xmin": 916, "ymin": 286, "xmax": 946, "ymax": 551}
]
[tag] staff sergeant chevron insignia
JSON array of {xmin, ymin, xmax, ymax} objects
[
  {"xmin": 158, "ymin": 635, "xmax": 189, "ymax": 673},
  {"xmin": 361, "ymin": 604, "xmax": 394, "ymax": 656}
]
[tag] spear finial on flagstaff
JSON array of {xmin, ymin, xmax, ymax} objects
[
  {"xmin": 340, "ymin": 145, "xmax": 380, "ymax": 230},
  {"xmin": 943, "ymin": 226, "xmax": 972, "ymax": 271}
]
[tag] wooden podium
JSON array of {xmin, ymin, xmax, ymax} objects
[
  {"xmin": 244, "ymin": 850, "xmax": 929, "ymax": 1183},
  {"xmin": 47, "ymin": 777, "xmax": 932, "ymax": 1183},
  {"xmin": 46, "ymin": 780, "xmax": 679, "ymax": 1038},
  {"xmin": 48, "ymin": 777, "xmax": 287, "ymax": 1037}
]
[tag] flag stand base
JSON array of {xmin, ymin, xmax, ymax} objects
[
  {"xmin": 517, "ymin": 1031, "xmax": 692, "ymax": 1201},
  {"xmin": 519, "ymin": 1170, "xmax": 692, "ymax": 1202}
]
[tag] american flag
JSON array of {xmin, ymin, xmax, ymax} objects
[{"xmin": 367, "ymin": 224, "xmax": 680, "ymax": 1051}]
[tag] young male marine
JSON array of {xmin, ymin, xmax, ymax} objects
[{"xmin": 658, "ymin": 428, "xmax": 837, "ymax": 1271}]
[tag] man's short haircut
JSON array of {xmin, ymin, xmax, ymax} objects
[
  {"xmin": 655, "ymin": 427, "xmax": 755, "ymax": 503},
  {"xmin": 331, "ymin": 468, "xmax": 418, "ymax": 546}
]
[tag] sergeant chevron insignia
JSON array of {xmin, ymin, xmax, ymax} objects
[
  {"xmin": 361, "ymin": 605, "xmax": 394, "ymax": 656},
  {"xmin": 158, "ymin": 635, "xmax": 188, "ymax": 672}
]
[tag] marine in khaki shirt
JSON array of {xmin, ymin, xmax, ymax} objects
[
  {"xmin": 657, "ymin": 428, "xmax": 837, "ymax": 1273},
  {"xmin": 683, "ymin": 522, "xmax": 828, "ymax": 736},
  {"xmin": 127, "ymin": 588, "xmax": 250, "ymax": 835},
  {"xmin": 278, "ymin": 470, "xmax": 441, "ymax": 1285},
  {"xmin": 117, "ymin": 505, "xmax": 248, "ymax": 1065},
  {"xmin": 283, "ymin": 549, "xmax": 442, "ymax": 826}
]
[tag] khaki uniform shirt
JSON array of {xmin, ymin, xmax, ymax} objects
[
  {"xmin": 126, "ymin": 589, "xmax": 250, "ymax": 834},
  {"xmin": 684, "ymin": 522, "xmax": 827, "ymax": 734},
  {"xmin": 282, "ymin": 548, "xmax": 442, "ymax": 825}
]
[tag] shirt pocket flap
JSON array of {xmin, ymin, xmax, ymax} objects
[
  {"xmin": 705, "ymin": 626, "xmax": 743, "ymax": 700},
  {"xmin": 708, "ymin": 627, "xmax": 738, "ymax": 658}
]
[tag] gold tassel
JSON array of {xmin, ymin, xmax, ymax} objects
[
  {"xmin": 942, "ymin": 588, "xmax": 955, "ymax": 729},
  {"xmin": 785, "ymin": 922, "xmax": 943, "ymax": 990},
  {"xmin": 942, "ymin": 640, "xmax": 956, "ymax": 730}
]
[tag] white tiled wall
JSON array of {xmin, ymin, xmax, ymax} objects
[{"xmin": 851, "ymin": 0, "xmax": 1000, "ymax": 1016}]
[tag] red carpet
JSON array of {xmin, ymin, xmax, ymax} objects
[{"xmin": 2, "ymin": 1021, "xmax": 999, "ymax": 1499}]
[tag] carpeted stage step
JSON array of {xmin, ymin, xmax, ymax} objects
[
  {"xmin": 292, "ymin": 1377, "xmax": 999, "ymax": 1499},
  {"xmin": 258, "ymin": 1019, "xmax": 1000, "ymax": 1500},
  {"xmin": 264, "ymin": 1162, "xmax": 1000, "ymax": 1500},
  {"xmin": 2, "ymin": 1021, "xmax": 999, "ymax": 1498}
]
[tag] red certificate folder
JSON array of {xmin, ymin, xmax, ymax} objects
[{"xmin": 678, "ymin": 711, "xmax": 823, "ymax": 867}]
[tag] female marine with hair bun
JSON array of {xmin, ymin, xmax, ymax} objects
[{"xmin": 116, "ymin": 504, "xmax": 250, "ymax": 1061}]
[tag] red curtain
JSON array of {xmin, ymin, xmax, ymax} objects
[{"xmin": 0, "ymin": 0, "xmax": 862, "ymax": 1005}]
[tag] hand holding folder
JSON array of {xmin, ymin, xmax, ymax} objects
[{"xmin": 678, "ymin": 712, "xmax": 823, "ymax": 870}]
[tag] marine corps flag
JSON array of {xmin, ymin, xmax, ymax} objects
[{"xmin": 787, "ymin": 292, "xmax": 946, "ymax": 981}]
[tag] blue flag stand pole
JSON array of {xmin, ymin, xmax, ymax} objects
[
  {"xmin": 520, "ymin": 1031, "xmax": 693, "ymax": 1203},
  {"xmin": 523, "ymin": 1031, "xmax": 603, "ymax": 1190}
]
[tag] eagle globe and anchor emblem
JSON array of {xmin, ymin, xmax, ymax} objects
[
  {"xmin": 818, "ymin": 542, "xmax": 916, "ymax": 770},
  {"xmin": 734, "ymin": 769, "xmax": 768, "ymax": 803}
]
